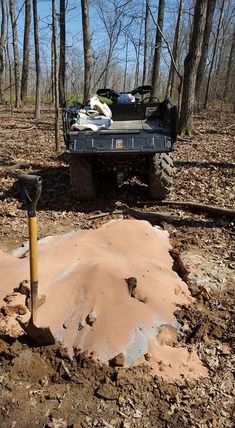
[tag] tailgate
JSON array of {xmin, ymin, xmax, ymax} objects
[{"xmin": 68, "ymin": 130, "xmax": 173, "ymax": 154}]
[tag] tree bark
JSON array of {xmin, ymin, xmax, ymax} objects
[
  {"xmin": 9, "ymin": 0, "xmax": 21, "ymax": 108},
  {"xmin": 21, "ymin": 0, "xmax": 31, "ymax": 104},
  {"xmin": 195, "ymin": 0, "xmax": 216, "ymax": 109},
  {"xmin": 134, "ymin": 19, "xmax": 143, "ymax": 88},
  {"xmin": 204, "ymin": 0, "xmax": 225, "ymax": 109},
  {"xmin": 81, "ymin": 0, "xmax": 92, "ymax": 103},
  {"xmin": 51, "ymin": 36, "xmax": 54, "ymax": 103},
  {"xmin": 123, "ymin": 36, "xmax": 128, "ymax": 91},
  {"xmin": 166, "ymin": 0, "xmax": 184, "ymax": 99},
  {"xmin": 0, "ymin": 0, "xmax": 5, "ymax": 103},
  {"xmin": 59, "ymin": 0, "xmax": 66, "ymax": 107},
  {"xmin": 151, "ymin": 0, "xmax": 165, "ymax": 99},
  {"xmin": 32, "ymin": 0, "xmax": 41, "ymax": 119},
  {"xmin": 223, "ymin": 26, "xmax": 235, "ymax": 101},
  {"xmin": 52, "ymin": 0, "xmax": 60, "ymax": 152},
  {"xmin": 142, "ymin": 0, "xmax": 149, "ymax": 86},
  {"xmin": 5, "ymin": 3, "xmax": 13, "ymax": 114},
  {"xmin": 179, "ymin": 0, "xmax": 208, "ymax": 135}
]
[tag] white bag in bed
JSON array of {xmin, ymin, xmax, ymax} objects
[{"xmin": 89, "ymin": 96, "xmax": 112, "ymax": 118}]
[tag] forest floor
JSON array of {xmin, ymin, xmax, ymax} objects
[{"xmin": 0, "ymin": 105, "xmax": 234, "ymax": 427}]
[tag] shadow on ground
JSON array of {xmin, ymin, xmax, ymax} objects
[{"xmin": 3, "ymin": 164, "xmax": 150, "ymax": 214}]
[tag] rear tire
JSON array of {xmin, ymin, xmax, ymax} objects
[
  {"xmin": 70, "ymin": 155, "xmax": 95, "ymax": 200},
  {"xmin": 149, "ymin": 152, "xmax": 173, "ymax": 200}
]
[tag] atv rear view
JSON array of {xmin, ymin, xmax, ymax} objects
[{"xmin": 63, "ymin": 85, "xmax": 177, "ymax": 200}]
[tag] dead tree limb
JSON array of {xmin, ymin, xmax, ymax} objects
[{"xmin": 137, "ymin": 200, "xmax": 235, "ymax": 217}]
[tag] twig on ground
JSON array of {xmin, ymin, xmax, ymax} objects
[
  {"xmin": 88, "ymin": 211, "xmax": 123, "ymax": 220},
  {"xmin": 88, "ymin": 208, "xmax": 180, "ymax": 223},
  {"xmin": 137, "ymin": 200, "xmax": 235, "ymax": 217},
  {"xmin": 226, "ymin": 123, "xmax": 235, "ymax": 129}
]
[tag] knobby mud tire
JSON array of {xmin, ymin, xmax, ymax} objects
[
  {"xmin": 149, "ymin": 153, "xmax": 174, "ymax": 200},
  {"xmin": 70, "ymin": 155, "xmax": 95, "ymax": 200}
]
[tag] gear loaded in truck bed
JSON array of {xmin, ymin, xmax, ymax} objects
[
  {"xmin": 64, "ymin": 98, "xmax": 177, "ymax": 155},
  {"xmin": 63, "ymin": 86, "xmax": 177, "ymax": 201}
]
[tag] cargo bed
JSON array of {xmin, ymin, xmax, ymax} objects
[
  {"xmin": 64, "ymin": 98, "xmax": 177, "ymax": 154},
  {"xmin": 62, "ymin": 88, "xmax": 177, "ymax": 200}
]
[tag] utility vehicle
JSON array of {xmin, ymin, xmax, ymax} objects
[{"xmin": 63, "ymin": 85, "xmax": 177, "ymax": 200}]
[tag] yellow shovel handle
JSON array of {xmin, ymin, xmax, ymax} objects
[{"xmin": 28, "ymin": 216, "xmax": 38, "ymax": 322}]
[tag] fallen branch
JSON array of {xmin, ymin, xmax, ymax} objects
[
  {"xmin": 0, "ymin": 125, "xmax": 36, "ymax": 132},
  {"xmin": 0, "ymin": 140, "xmax": 26, "ymax": 144},
  {"xmin": 137, "ymin": 200, "xmax": 235, "ymax": 217},
  {"xmin": 226, "ymin": 123, "xmax": 235, "ymax": 129},
  {"xmin": 88, "ymin": 208, "xmax": 179, "ymax": 223},
  {"xmin": 124, "ymin": 208, "xmax": 180, "ymax": 223},
  {"xmin": 88, "ymin": 210, "xmax": 122, "ymax": 220}
]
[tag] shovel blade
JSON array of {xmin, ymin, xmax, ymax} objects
[{"xmin": 18, "ymin": 317, "xmax": 55, "ymax": 345}]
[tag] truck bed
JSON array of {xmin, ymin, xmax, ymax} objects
[{"xmin": 108, "ymin": 118, "xmax": 163, "ymax": 131}]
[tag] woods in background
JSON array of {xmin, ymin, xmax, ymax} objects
[{"xmin": 0, "ymin": 0, "xmax": 234, "ymax": 131}]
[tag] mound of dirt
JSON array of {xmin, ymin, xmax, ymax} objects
[{"xmin": 0, "ymin": 219, "xmax": 207, "ymax": 380}]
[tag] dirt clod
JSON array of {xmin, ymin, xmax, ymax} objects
[
  {"xmin": 17, "ymin": 280, "xmax": 30, "ymax": 296},
  {"xmin": 109, "ymin": 353, "xmax": 125, "ymax": 367},
  {"xmin": 125, "ymin": 277, "xmax": 137, "ymax": 297}
]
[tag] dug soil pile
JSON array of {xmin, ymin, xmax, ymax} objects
[{"xmin": 0, "ymin": 219, "xmax": 206, "ymax": 381}]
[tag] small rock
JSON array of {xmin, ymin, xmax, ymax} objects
[
  {"xmin": 3, "ymin": 294, "xmax": 19, "ymax": 304},
  {"xmin": 18, "ymin": 280, "xmax": 30, "ymax": 296},
  {"xmin": 125, "ymin": 277, "xmax": 137, "ymax": 297},
  {"xmin": 144, "ymin": 353, "xmax": 151, "ymax": 361},
  {"xmin": 133, "ymin": 409, "xmax": 142, "ymax": 418},
  {"xmin": 96, "ymin": 384, "xmax": 118, "ymax": 401},
  {"xmin": 86, "ymin": 311, "xmax": 96, "ymax": 326},
  {"xmin": 119, "ymin": 395, "xmax": 127, "ymax": 405},
  {"xmin": 15, "ymin": 305, "xmax": 27, "ymax": 315},
  {"xmin": 109, "ymin": 353, "xmax": 125, "ymax": 367},
  {"xmin": 78, "ymin": 321, "xmax": 85, "ymax": 331}
]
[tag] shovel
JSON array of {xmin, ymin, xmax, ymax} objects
[{"xmin": 18, "ymin": 174, "xmax": 55, "ymax": 345}]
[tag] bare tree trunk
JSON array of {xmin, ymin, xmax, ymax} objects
[
  {"xmin": 166, "ymin": 0, "xmax": 183, "ymax": 98},
  {"xmin": 0, "ymin": 0, "xmax": 5, "ymax": 103},
  {"xmin": 142, "ymin": 0, "xmax": 149, "ymax": 86},
  {"xmin": 179, "ymin": 0, "xmax": 208, "ymax": 135},
  {"xmin": 5, "ymin": 3, "xmax": 12, "ymax": 114},
  {"xmin": 51, "ymin": 36, "xmax": 54, "ymax": 103},
  {"xmin": 32, "ymin": 0, "xmax": 40, "ymax": 119},
  {"xmin": 59, "ymin": 0, "xmax": 66, "ymax": 107},
  {"xmin": 134, "ymin": 19, "xmax": 143, "ymax": 88},
  {"xmin": 151, "ymin": 0, "xmax": 165, "ymax": 99},
  {"xmin": 204, "ymin": 0, "xmax": 225, "ymax": 109},
  {"xmin": 195, "ymin": 0, "xmax": 216, "ymax": 109},
  {"xmin": 21, "ymin": 0, "xmax": 31, "ymax": 104},
  {"xmin": 104, "ymin": 43, "xmax": 113, "ymax": 88},
  {"xmin": 9, "ymin": 0, "xmax": 21, "ymax": 108},
  {"xmin": 223, "ymin": 26, "xmax": 235, "ymax": 101},
  {"xmin": 123, "ymin": 36, "xmax": 128, "ymax": 91},
  {"xmin": 52, "ymin": 0, "xmax": 60, "ymax": 152},
  {"xmin": 81, "ymin": 0, "xmax": 92, "ymax": 103}
]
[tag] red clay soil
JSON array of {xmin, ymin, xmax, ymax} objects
[{"xmin": 0, "ymin": 220, "xmax": 207, "ymax": 382}]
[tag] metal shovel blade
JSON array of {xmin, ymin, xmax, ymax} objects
[{"xmin": 17, "ymin": 317, "xmax": 55, "ymax": 346}]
